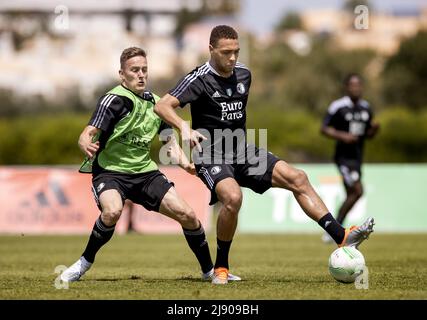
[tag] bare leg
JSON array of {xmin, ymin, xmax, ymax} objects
[
  {"xmin": 271, "ymin": 160, "xmax": 328, "ymax": 222},
  {"xmin": 158, "ymin": 187, "xmax": 199, "ymax": 229},
  {"xmin": 215, "ymin": 178, "xmax": 243, "ymax": 241},
  {"xmin": 159, "ymin": 187, "xmax": 213, "ymax": 273},
  {"xmin": 336, "ymin": 181, "xmax": 363, "ymax": 225},
  {"xmin": 61, "ymin": 189, "xmax": 124, "ymax": 281},
  {"xmin": 99, "ymin": 189, "xmax": 124, "ymax": 226},
  {"xmin": 81, "ymin": 189, "xmax": 124, "ymax": 263}
]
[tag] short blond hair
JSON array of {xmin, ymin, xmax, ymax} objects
[{"xmin": 120, "ymin": 47, "xmax": 147, "ymax": 68}]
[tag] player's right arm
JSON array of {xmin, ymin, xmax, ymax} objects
[
  {"xmin": 78, "ymin": 125, "xmax": 100, "ymax": 158},
  {"xmin": 321, "ymin": 105, "xmax": 358, "ymax": 144},
  {"xmin": 321, "ymin": 126, "xmax": 358, "ymax": 144},
  {"xmin": 79, "ymin": 94, "xmax": 127, "ymax": 158},
  {"xmin": 154, "ymin": 94, "xmax": 206, "ymax": 152}
]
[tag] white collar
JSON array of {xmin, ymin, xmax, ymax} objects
[{"xmin": 344, "ymin": 96, "xmax": 355, "ymax": 107}]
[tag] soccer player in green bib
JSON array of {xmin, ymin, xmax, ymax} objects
[{"xmin": 60, "ymin": 47, "xmax": 239, "ymax": 282}]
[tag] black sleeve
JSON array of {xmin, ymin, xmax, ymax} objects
[
  {"xmin": 168, "ymin": 72, "xmax": 204, "ymax": 107},
  {"xmin": 157, "ymin": 120, "xmax": 173, "ymax": 141},
  {"xmin": 158, "ymin": 120, "xmax": 172, "ymax": 134},
  {"xmin": 88, "ymin": 95, "xmax": 129, "ymax": 131},
  {"xmin": 322, "ymin": 108, "xmax": 337, "ymax": 128}
]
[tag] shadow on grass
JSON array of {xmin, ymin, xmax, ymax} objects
[{"xmin": 86, "ymin": 276, "xmax": 212, "ymax": 283}]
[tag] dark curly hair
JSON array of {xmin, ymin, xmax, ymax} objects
[{"xmin": 209, "ymin": 25, "xmax": 238, "ymax": 47}]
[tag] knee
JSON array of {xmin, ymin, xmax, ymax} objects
[
  {"xmin": 222, "ymin": 191, "xmax": 243, "ymax": 214},
  {"xmin": 102, "ymin": 207, "xmax": 122, "ymax": 226},
  {"xmin": 178, "ymin": 207, "xmax": 199, "ymax": 229}
]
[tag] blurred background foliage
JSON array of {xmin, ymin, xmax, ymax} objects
[{"xmin": 1, "ymin": 29, "xmax": 426, "ymax": 165}]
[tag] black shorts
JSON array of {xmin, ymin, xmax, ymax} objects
[
  {"xmin": 335, "ymin": 159, "xmax": 362, "ymax": 187},
  {"xmin": 91, "ymin": 170, "xmax": 174, "ymax": 212},
  {"xmin": 195, "ymin": 145, "xmax": 280, "ymax": 205}
]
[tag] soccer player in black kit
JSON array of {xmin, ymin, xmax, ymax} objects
[
  {"xmin": 155, "ymin": 25, "xmax": 375, "ymax": 284},
  {"xmin": 321, "ymin": 74, "xmax": 380, "ymax": 243}
]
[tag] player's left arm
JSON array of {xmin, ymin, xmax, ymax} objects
[
  {"xmin": 154, "ymin": 94, "xmax": 206, "ymax": 152},
  {"xmin": 164, "ymin": 134, "xmax": 196, "ymax": 175},
  {"xmin": 158, "ymin": 121, "xmax": 196, "ymax": 175},
  {"xmin": 366, "ymin": 122, "xmax": 380, "ymax": 138},
  {"xmin": 365, "ymin": 109, "xmax": 380, "ymax": 139}
]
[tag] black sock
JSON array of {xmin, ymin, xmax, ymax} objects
[
  {"xmin": 182, "ymin": 223, "xmax": 213, "ymax": 274},
  {"xmin": 214, "ymin": 238, "xmax": 232, "ymax": 270},
  {"xmin": 318, "ymin": 213, "xmax": 345, "ymax": 244},
  {"xmin": 82, "ymin": 216, "xmax": 116, "ymax": 263}
]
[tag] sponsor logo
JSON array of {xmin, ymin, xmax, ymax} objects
[
  {"xmin": 212, "ymin": 91, "xmax": 221, "ymax": 98},
  {"xmin": 210, "ymin": 166, "xmax": 222, "ymax": 175},
  {"xmin": 92, "ymin": 230, "xmax": 102, "ymax": 239},
  {"xmin": 97, "ymin": 183, "xmax": 105, "ymax": 193},
  {"xmin": 220, "ymin": 101, "xmax": 244, "ymax": 121}
]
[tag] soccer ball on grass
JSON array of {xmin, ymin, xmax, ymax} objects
[{"xmin": 328, "ymin": 247, "xmax": 366, "ymax": 283}]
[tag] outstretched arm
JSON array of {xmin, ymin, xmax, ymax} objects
[
  {"xmin": 154, "ymin": 94, "xmax": 185, "ymax": 131},
  {"xmin": 78, "ymin": 125, "xmax": 100, "ymax": 158},
  {"xmin": 163, "ymin": 134, "xmax": 196, "ymax": 175},
  {"xmin": 154, "ymin": 94, "xmax": 206, "ymax": 152},
  {"xmin": 321, "ymin": 126, "xmax": 359, "ymax": 144}
]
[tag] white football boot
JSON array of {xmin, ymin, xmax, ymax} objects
[
  {"xmin": 60, "ymin": 256, "xmax": 92, "ymax": 282},
  {"xmin": 339, "ymin": 217, "xmax": 375, "ymax": 248}
]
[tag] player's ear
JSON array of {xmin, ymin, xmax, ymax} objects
[
  {"xmin": 119, "ymin": 69, "xmax": 124, "ymax": 81},
  {"xmin": 209, "ymin": 44, "xmax": 214, "ymax": 53}
]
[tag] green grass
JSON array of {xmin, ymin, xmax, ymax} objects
[{"xmin": 0, "ymin": 233, "xmax": 426, "ymax": 299}]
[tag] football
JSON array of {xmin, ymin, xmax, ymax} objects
[{"xmin": 328, "ymin": 247, "xmax": 366, "ymax": 283}]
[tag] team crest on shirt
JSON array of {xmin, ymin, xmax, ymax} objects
[
  {"xmin": 226, "ymin": 88, "xmax": 233, "ymax": 97},
  {"xmin": 236, "ymin": 82, "xmax": 245, "ymax": 94},
  {"xmin": 210, "ymin": 166, "xmax": 222, "ymax": 175}
]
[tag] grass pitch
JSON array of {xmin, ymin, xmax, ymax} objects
[{"xmin": 0, "ymin": 233, "xmax": 426, "ymax": 299}]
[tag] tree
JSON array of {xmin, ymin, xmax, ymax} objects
[
  {"xmin": 275, "ymin": 12, "xmax": 303, "ymax": 32},
  {"xmin": 382, "ymin": 31, "xmax": 427, "ymax": 110},
  {"xmin": 250, "ymin": 36, "xmax": 376, "ymax": 114}
]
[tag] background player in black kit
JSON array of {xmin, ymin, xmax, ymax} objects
[
  {"xmin": 321, "ymin": 74, "xmax": 380, "ymax": 243},
  {"xmin": 155, "ymin": 25, "xmax": 375, "ymax": 284}
]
